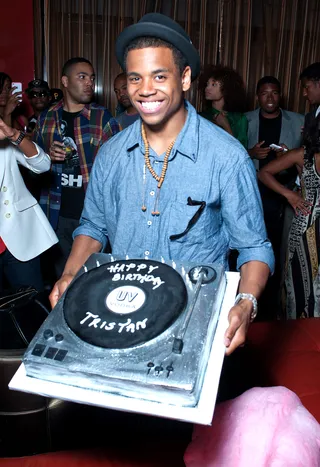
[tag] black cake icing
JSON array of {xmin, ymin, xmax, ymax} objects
[{"xmin": 63, "ymin": 259, "xmax": 188, "ymax": 348}]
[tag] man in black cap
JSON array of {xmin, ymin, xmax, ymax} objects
[
  {"xmin": 50, "ymin": 14, "xmax": 274, "ymax": 355},
  {"xmin": 25, "ymin": 79, "xmax": 51, "ymax": 134}
]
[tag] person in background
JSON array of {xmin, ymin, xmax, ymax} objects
[
  {"xmin": 300, "ymin": 62, "xmax": 320, "ymax": 142},
  {"xmin": 200, "ymin": 65, "xmax": 248, "ymax": 148},
  {"xmin": 33, "ymin": 57, "xmax": 119, "ymax": 277},
  {"xmin": 0, "ymin": 72, "xmax": 28, "ymax": 131},
  {"xmin": 114, "ymin": 72, "xmax": 140, "ymax": 129},
  {"xmin": 246, "ymin": 76, "xmax": 304, "ymax": 170},
  {"xmin": 258, "ymin": 116, "xmax": 320, "ymax": 319},
  {"xmin": 246, "ymin": 76, "xmax": 304, "ymax": 319},
  {"xmin": 25, "ymin": 79, "xmax": 51, "ymax": 134},
  {"xmin": 258, "ymin": 62, "xmax": 320, "ymax": 319},
  {"xmin": 0, "ymin": 117, "xmax": 58, "ymax": 292}
]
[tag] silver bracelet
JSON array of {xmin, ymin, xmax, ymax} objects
[{"xmin": 234, "ymin": 293, "xmax": 258, "ymax": 322}]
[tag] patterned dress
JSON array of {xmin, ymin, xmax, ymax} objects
[{"xmin": 283, "ymin": 151, "xmax": 320, "ymax": 318}]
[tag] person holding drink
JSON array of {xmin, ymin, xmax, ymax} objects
[{"xmin": 33, "ymin": 57, "xmax": 119, "ymax": 277}]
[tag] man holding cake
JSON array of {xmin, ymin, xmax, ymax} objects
[{"xmin": 49, "ymin": 13, "xmax": 274, "ymax": 355}]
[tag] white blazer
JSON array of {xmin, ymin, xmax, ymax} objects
[{"xmin": 0, "ymin": 140, "xmax": 58, "ymax": 261}]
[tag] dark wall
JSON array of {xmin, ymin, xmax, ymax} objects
[{"xmin": 0, "ymin": 0, "xmax": 35, "ymax": 116}]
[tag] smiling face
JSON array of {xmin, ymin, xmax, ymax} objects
[
  {"xmin": 257, "ymin": 83, "xmax": 281, "ymax": 116},
  {"xmin": 61, "ymin": 62, "xmax": 95, "ymax": 105},
  {"xmin": 302, "ymin": 79, "xmax": 320, "ymax": 106},
  {"xmin": 126, "ymin": 47, "xmax": 191, "ymax": 132},
  {"xmin": 0, "ymin": 78, "xmax": 11, "ymax": 107}
]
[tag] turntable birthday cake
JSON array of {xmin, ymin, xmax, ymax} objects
[{"xmin": 23, "ymin": 254, "xmax": 226, "ymax": 407}]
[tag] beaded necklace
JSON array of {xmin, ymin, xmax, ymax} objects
[{"xmin": 141, "ymin": 123, "xmax": 175, "ymax": 216}]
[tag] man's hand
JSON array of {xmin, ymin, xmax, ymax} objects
[
  {"xmin": 49, "ymin": 141, "xmax": 66, "ymax": 162},
  {"xmin": 224, "ymin": 300, "xmax": 252, "ymax": 355},
  {"xmin": 248, "ymin": 141, "xmax": 270, "ymax": 160},
  {"xmin": 0, "ymin": 117, "xmax": 17, "ymax": 140},
  {"xmin": 225, "ymin": 261, "xmax": 271, "ymax": 355},
  {"xmin": 49, "ymin": 273, "xmax": 74, "ymax": 308}
]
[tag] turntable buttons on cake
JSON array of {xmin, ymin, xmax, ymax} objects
[
  {"xmin": 43, "ymin": 329, "xmax": 54, "ymax": 340},
  {"xmin": 31, "ymin": 343, "xmax": 46, "ymax": 357},
  {"xmin": 55, "ymin": 333, "xmax": 64, "ymax": 342},
  {"xmin": 54, "ymin": 349, "xmax": 68, "ymax": 362},
  {"xmin": 144, "ymin": 250, "xmax": 150, "ymax": 256},
  {"xmin": 150, "ymin": 191, "xmax": 155, "ymax": 196},
  {"xmin": 147, "ymin": 221, "xmax": 152, "ymax": 226},
  {"xmin": 44, "ymin": 347, "xmax": 59, "ymax": 359},
  {"xmin": 154, "ymin": 365, "xmax": 163, "ymax": 375}
]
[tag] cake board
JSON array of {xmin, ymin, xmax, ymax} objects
[{"xmin": 9, "ymin": 271, "xmax": 240, "ymax": 426}]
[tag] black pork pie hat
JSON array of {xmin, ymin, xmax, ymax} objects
[{"xmin": 115, "ymin": 13, "xmax": 201, "ymax": 81}]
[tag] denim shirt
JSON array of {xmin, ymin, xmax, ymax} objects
[{"xmin": 74, "ymin": 101, "xmax": 274, "ymax": 272}]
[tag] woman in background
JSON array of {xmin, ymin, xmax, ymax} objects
[
  {"xmin": 258, "ymin": 116, "xmax": 320, "ymax": 318},
  {"xmin": 200, "ymin": 65, "xmax": 248, "ymax": 148},
  {"xmin": 0, "ymin": 117, "xmax": 58, "ymax": 292}
]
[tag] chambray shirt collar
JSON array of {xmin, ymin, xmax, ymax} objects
[
  {"xmin": 51, "ymin": 100, "xmax": 91, "ymax": 120},
  {"xmin": 126, "ymin": 100, "xmax": 199, "ymax": 162}
]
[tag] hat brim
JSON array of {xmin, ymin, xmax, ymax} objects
[{"xmin": 116, "ymin": 22, "xmax": 200, "ymax": 81}]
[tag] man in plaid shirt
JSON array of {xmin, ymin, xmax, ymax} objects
[{"xmin": 34, "ymin": 57, "xmax": 119, "ymax": 276}]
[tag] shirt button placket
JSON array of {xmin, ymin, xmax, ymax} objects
[{"xmin": 143, "ymin": 153, "xmax": 161, "ymax": 259}]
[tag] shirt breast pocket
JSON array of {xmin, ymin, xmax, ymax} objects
[{"xmin": 168, "ymin": 199, "xmax": 220, "ymax": 257}]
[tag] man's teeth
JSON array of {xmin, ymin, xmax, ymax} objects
[{"xmin": 141, "ymin": 101, "xmax": 161, "ymax": 110}]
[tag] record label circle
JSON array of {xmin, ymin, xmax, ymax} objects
[
  {"xmin": 106, "ymin": 285, "xmax": 146, "ymax": 314},
  {"xmin": 63, "ymin": 259, "xmax": 187, "ymax": 349}
]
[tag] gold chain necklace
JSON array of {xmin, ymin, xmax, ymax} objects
[{"xmin": 141, "ymin": 123, "xmax": 175, "ymax": 216}]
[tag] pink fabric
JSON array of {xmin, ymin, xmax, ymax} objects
[
  {"xmin": 0, "ymin": 238, "xmax": 6, "ymax": 254},
  {"xmin": 184, "ymin": 387, "xmax": 320, "ymax": 467}
]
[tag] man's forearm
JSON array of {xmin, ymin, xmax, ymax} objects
[
  {"xmin": 62, "ymin": 235, "xmax": 102, "ymax": 277},
  {"xmin": 239, "ymin": 260, "xmax": 270, "ymax": 298}
]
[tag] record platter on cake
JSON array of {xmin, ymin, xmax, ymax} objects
[{"xmin": 10, "ymin": 254, "xmax": 240, "ymax": 424}]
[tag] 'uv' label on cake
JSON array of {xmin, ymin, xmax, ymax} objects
[{"xmin": 106, "ymin": 286, "xmax": 146, "ymax": 314}]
